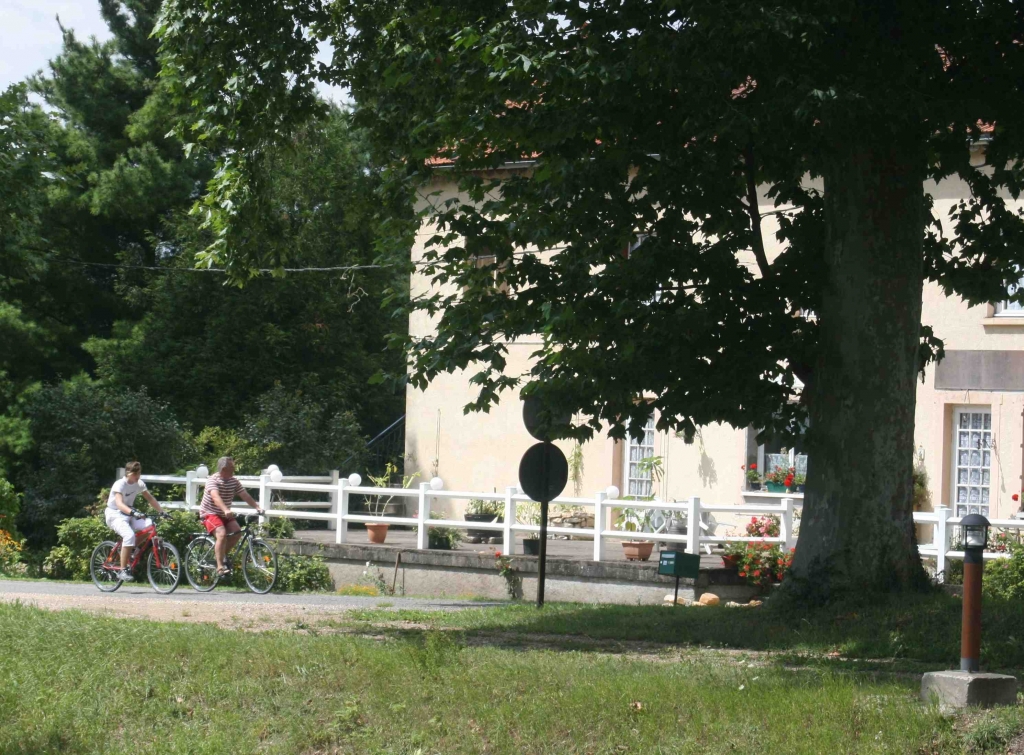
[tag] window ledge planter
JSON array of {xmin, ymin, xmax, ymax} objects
[{"xmin": 765, "ymin": 482, "xmax": 788, "ymax": 493}]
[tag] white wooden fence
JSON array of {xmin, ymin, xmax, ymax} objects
[
  {"xmin": 135, "ymin": 469, "xmax": 799, "ymax": 561},
  {"xmin": 914, "ymin": 507, "xmax": 1024, "ymax": 582}
]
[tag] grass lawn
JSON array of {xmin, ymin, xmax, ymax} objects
[{"xmin": 1, "ymin": 596, "xmax": 1023, "ymax": 754}]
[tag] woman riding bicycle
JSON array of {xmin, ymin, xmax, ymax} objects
[
  {"xmin": 105, "ymin": 461, "xmax": 166, "ymax": 582},
  {"xmin": 199, "ymin": 457, "xmax": 264, "ymax": 578}
]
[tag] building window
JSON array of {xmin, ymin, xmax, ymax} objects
[
  {"xmin": 952, "ymin": 407, "xmax": 992, "ymax": 517},
  {"xmin": 994, "ymin": 273, "xmax": 1024, "ymax": 316},
  {"xmin": 624, "ymin": 417, "xmax": 656, "ymax": 498},
  {"xmin": 749, "ymin": 428, "xmax": 808, "ymax": 483}
]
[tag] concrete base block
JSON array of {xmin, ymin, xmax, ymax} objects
[{"xmin": 921, "ymin": 671, "xmax": 1018, "ymax": 710}]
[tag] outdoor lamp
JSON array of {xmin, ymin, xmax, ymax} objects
[
  {"xmin": 959, "ymin": 513, "xmax": 990, "ymax": 673},
  {"xmin": 961, "ymin": 513, "xmax": 990, "ymax": 550},
  {"xmin": 195, "ymin": 465, "xmax": 209, "ymax": 478},
  {"xmin": 270, "ymin": 470, "xmax": 283, "ymax": 483},
  {"xmin": 605, "ymin": 485, "xmax": 621, "ymax": 500},
  {"xmin": 347, "ymin": 473, "xmax": 361, "ymax": 487},
  {"xmin": 429, "ymin": 476, "xmax": 444, "ymax": 491}
]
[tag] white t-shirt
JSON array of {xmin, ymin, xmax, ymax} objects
[{"xmin": 106, "ymin": 477, "xmax": 148, "ymax": 513}]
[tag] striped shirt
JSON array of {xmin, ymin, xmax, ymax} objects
[{"xmin": 199, "ymin": 475, "xmax": 246, "ymax": 518}]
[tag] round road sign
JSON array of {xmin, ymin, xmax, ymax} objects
[{"xmin": 518, "ymin": 442, "xmax": 569, "ymax": 503}]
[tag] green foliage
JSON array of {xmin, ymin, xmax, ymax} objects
[
  {"xmin": 186, "ymin": 426, "xmax": 274, "ymax": 476},
  {"xmin": 0, "ymin": 478, "xmax": 21, "ymax": 537},
  {"xmin": 275, "ymin": 553, "xmax": 333, "ymax": 593},
  {"xmin": 154, "ymin": 509, "xmax": 204, "ymax": 557},
  {"xmin": 465, "ymin": 499, "xmax": 503, "ymax": 518},
  {"xmin": 983, "ymin": 540, "xmax": 1024, "ymax": 601},
  {"xmin": 427, "ymin": 512, "xmax": 463, "ymax": 551},
  {"xmin": 43, "ymin": 516, "xmax": 111, "ymax": 580},
  {"xmin": 0, "ymin": 528, "xmax": 25, "ymax": 576},
  {"xmin": 13, "ymin": 377, "xmax": 187, "ymax": 548},
  {"xmin": 261, "ymin": 516, "xmax": 296, "ymax": 540}
]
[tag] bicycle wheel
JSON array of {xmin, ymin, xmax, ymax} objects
[
  {"xmin": 243, "ymin": 538, "xmax": 277, "ymax": 594},
  {"xmin": 185, "ymin": 536, "xmax": 219, "ymax": 592},
  {"xmin": 90, "ymin": 541, "xmax": 123, "ymax": 593},
  {"xmin": 147, "ymin": 541, "xmax": 181, "ymax": 594}
]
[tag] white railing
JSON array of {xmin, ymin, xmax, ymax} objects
[
  {"xmin": 137, "ymin": 468, "xmax": 798, "ymax": 562},
  {"xmin": 914, "ymin": 507, "xmax": 1024, "ymax": 582}
]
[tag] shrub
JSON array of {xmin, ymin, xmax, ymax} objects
[
  {"xmin": 261, "ymin": 516, "xmax": 295, "ymax": 540},
  {"xmin": 43, "ymin": 516, "xmax": 111, "ymax": 580},
  {"xmin": 154, "ymin": 509, "xmax": 205, "ymax": 556},
  {"xmin": 275, "ymin": 554, "xmax": 333, "ymax": 592},
  {"xmin": 428, "ymin": 512, "xmax": 463, "ymax": 550},
  {"xmin": 0, "ymin": 478, "xmax": 21, "ymax": 537},
  {"xmin": 466, "ymin": 499, "xmax": 503, "ymax": 518},
  {"xmin": 0, "ymin": 529, "xmax": 25, "ymax": 576},
  {"xmin": 983, "ymin": 540, "xmax": 1024, "ymax": 600}
]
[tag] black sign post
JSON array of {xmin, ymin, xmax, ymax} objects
[
  {"xmin": 518, "ymin": 396, "xmax": 570, "ymax": 608},
  {"xmin": 658, "ymin": 551, "xmax": 701, "ymax": 607}
]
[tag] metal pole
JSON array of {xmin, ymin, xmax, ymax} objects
[
  {"xmin": 537, "ymin": 439, "xmax": 550, "ymax": 608},
  {"xmin": 674, "ymin": 575, "xmax": 680, "ymax": 607},
  {"xmin": 960, "ymin": 547, "xmax": 983, "ymax": 672}
]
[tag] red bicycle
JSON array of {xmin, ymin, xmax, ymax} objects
[{"xmin": 89, "ymin": 512, "xmax": 182, "ymax": 594}]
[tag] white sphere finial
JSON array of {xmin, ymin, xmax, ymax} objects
[
  {"xmin": 429, "ymin": 476, "xmax": 444, "ymax": 491},
  {"xmin": 347, "ymin": 473, "xmax": 362, "ymax": 487},
  {"xmin": 267, "ymin": 464, "xmax": 280, "ymax": 475},
  {"xmin": 196, "ymin": 465, "xmax": 209, "ymax": 478},
  {"xmin": 605, "ymin": 485, "xmax": 620, "ymax": 500},
  {"xmin": 270, "ymin": 470, "xmax": 283, "ymax": 483}
]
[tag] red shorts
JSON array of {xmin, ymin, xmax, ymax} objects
[{"xmin": 202, "ymin": 514, "xmax": 242, "ymax": 535}]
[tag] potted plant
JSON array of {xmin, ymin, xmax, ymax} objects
[
  {"xmin": 465, "ymin": 498, "xmax": 504, "ymax": 544},
  {"xmin": 616, "ymin": 505, "xmax": 655, "ymax": 561},
  {"xmin": 517, "ymin": 501, "xmax": 541, "ymax": 555},
  {"xmin": 721, "ymin": 541, "xmax": 744, "ymax": 569},
  {"xmin": 428, "ymin": 512, "xmax": 463, "ymax": 550},
  {"xmin": 364, "ymin": 462, "xmax": 419, "ymax": 544},
  {"xmin": 744, "ymin": 464, "xmax": 761, "ymax": 491},
  {"xmin": 763, "ymin": 465, "xmax": 795, "ymax": 493},
  {"xmin": 793, "ymin": 473, "xmax": 806, "ymax": 493}
]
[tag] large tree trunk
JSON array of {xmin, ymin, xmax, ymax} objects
[{"xmin": 789, "ymin": 134, "xmax": 931, "ymax": 600}]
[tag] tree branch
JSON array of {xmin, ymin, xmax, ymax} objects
[{"xmin": 742, "ymin": 143, "xmax": 772, "ymax": 279}]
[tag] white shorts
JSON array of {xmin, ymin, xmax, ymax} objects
[{"xmin": 104, "ymin": 509, "xmax": 152, "ymax": 547}]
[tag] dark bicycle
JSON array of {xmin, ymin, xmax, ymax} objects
[
  {"xmin": 184, "ymin": 514, "xmax": 278, "ymax": 594},
  {"xmin": 89, "ymin": 512, "xmax": 181, "ymax": 594}
]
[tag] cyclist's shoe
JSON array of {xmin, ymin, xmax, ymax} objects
[{"xmin": 116, "ymin": 569, "xmax": 134, "ymax": 582}]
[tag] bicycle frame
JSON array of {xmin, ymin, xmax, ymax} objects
[{"xmin": 100, "ymin": 525, "xmax": 170, "ymax": 574}]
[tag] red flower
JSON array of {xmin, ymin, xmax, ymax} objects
[
  {"xmin": 1014, "ymin": 494, "xmax": 1020, "ymax": 502},
  {"xmin": 739, "ymin": 571, "xmax": 747, "ymax": 577},
  {"xmin": 776, "ymin": 572, "xmax": 784, "ymax": 581},
  {"xmin": 750, "ymin": 463, "xmax": 757, "ymax": 470},
  {"xmin": 753, "ymin": 569, "xmax": 761, "ymax": 577},
  {"xmin": 750, "ymin": 517, "xmax": 757, "ymax": 523},
  {"xmin": 495, "ymin": 551, "xmax": 502, "ymax": 558}
]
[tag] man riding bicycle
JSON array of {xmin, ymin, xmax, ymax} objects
[
  {"xmin": 200, "ymin": 456, "xmax": 264, "ymax": 577},
  {"xmin": 105, "ymin": 461, "xmax": 166, "ymax": 581}
]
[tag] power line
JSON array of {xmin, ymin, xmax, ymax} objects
[{"xmin": 46, "ymin": 257, "xmax": 389, "ymax": 274}]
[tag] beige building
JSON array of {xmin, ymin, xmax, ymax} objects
[{"xmin": 405, "ymin": 154, "xmax": 1024, "ymax": 531}]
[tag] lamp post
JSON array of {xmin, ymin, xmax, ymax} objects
[{"xmin": 959, "ymin": 513, "xmax": 990, "ymax": 673}]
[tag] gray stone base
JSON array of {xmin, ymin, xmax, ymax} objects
[
  {"xmin": 274, "ymin": 539, "xmax": 760, "ymax": 605},
  {"xmin": 921, "ymin": 671, "xmax": 1018, "ymax": 710}
]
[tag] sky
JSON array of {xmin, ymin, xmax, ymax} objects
[{"xmin": 0, "ymin": 0, "xmax": 348, "ymax": 101}]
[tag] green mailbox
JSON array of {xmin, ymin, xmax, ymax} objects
[
  {"xmin": 658, "ymin": 550, "xmax": 700, "ymax": 579},
  {"xmin": 658, "ymin": 551, "xmax": 700, "ymax": 606}
]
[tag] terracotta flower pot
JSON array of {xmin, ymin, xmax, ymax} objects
[
  {"xmin": 366, "ymin": 523, "xmax": 390, "ymax": 544},
  {"xmin": 622, "ymin": 540, "xmax": 654, "ymax": 561},
  {"xmin": 721, "ymin": 553, "xmax": 740, "ymax": 569}
]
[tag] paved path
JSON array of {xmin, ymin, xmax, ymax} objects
[
  {"xmin": 0, "ymin": 578, "xmax": 498, "ymax": 610},
  {"xmin": 0, "ymin": 578, "xmax": 503, "ymax": 630}
]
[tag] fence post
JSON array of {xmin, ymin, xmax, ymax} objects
[
  {"xmin": 327, "ymin": 470, "xmax": 340, "ymax": 532},
  {"xmin": 416, "ymin": 482, "xmax": 429, "ymax": 550},
  {"xmin": 685, "ymin": 497, "xmax": 700, "ymax": 554},
  {"xmin": 593, "ymin": 491, "xmax": 606, "ymax": 562},
  {"xmin": 935, "ymin": 505, "xmax": 952, "ymax": 583},
  {"xmin": 336, "ymin": 478, "xmax": 348, "ymax": 545},
  {"xmin": 258, "ymin": 474, "xmax": 269, "ymax": 526},
  {"xmin": 503, "ymin": 486, "xmax": 515, "ymax": 556},
  {"xmin": 185, "ymin": 470, "xmax": 196, "ymax": 513},
  {"xmin": 780, "ymin": 497, "xmax": 795, "ymax": 550}
]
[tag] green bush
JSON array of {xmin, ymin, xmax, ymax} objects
[
  {"xmin": 261, "ymin": 516, "xmax": 295, "ymax": 540},
  {"xmin": 275, "ymin": 554, "xmax": 333, "ymax": 592},
  {"xmin": 983, "ymin": 540, "xmax": 1024, "ymax": 600},
  {"xmin": 0, "ymin": 478, "xmax": 21, "ymax": 537},
  {"xmin": 154, "ymin": 509, "xmax": 205, "ymax": 556},
  {"xmin": 43, "ymin": 517, "xmax": 111, "ymax": 580}
]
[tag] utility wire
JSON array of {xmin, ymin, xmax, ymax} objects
[{"xmin": 45, "ymin": 257, "xmax": 388, "ymax": 274}]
